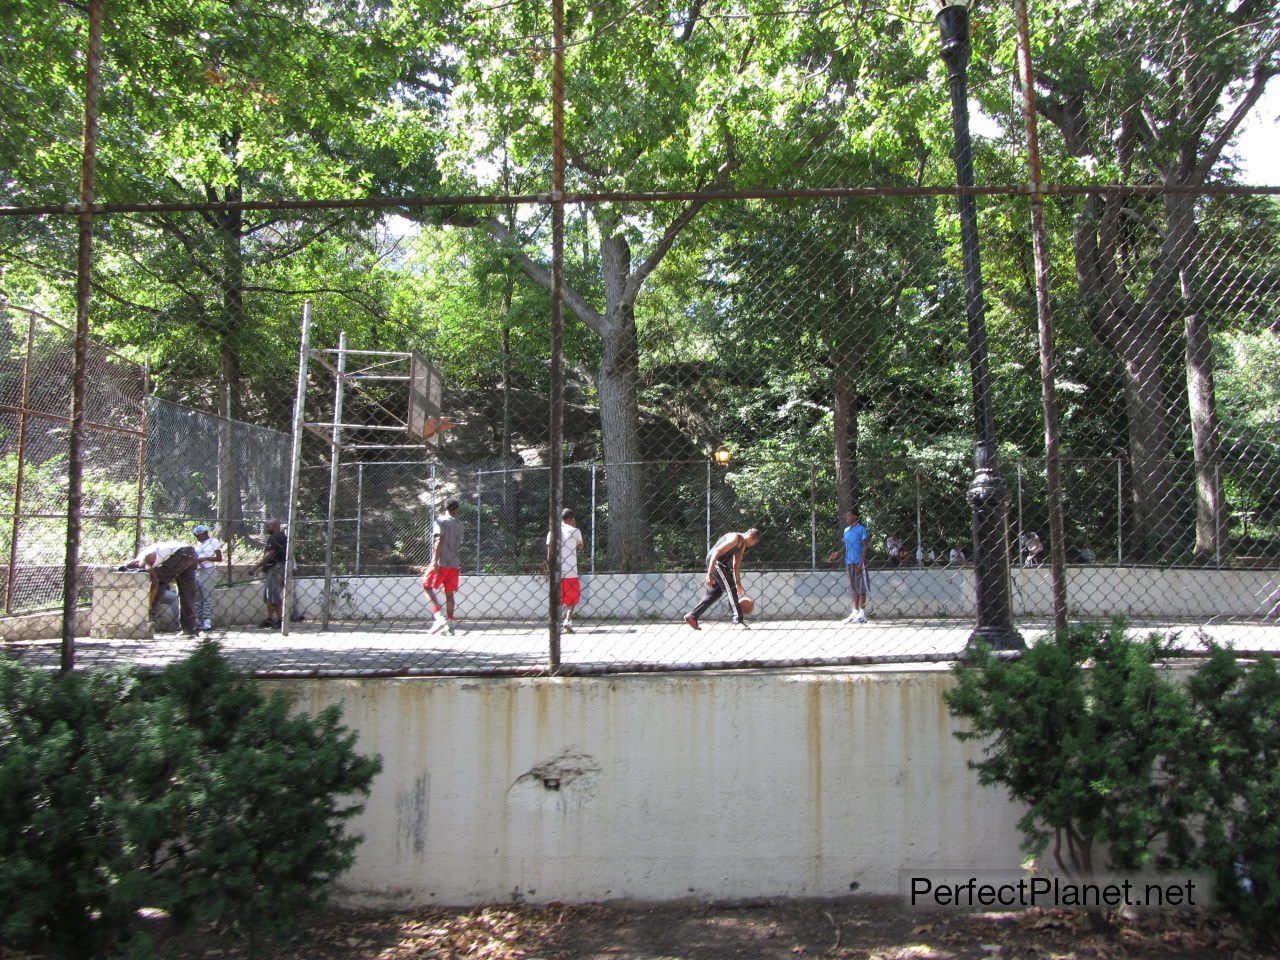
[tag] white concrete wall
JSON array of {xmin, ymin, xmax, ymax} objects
[{"xmin": 283, "ymin": 669, "xmax": 1025, "ymax": 907}]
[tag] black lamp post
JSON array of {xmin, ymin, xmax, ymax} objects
[{"xmin": 933, "ymin": 0, "xmax": 1023, "ymax": 650}]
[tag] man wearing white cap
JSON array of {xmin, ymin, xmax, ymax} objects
[{"xmin": 192, "ymin": 524, "xmax": 223, "ymax": 632}]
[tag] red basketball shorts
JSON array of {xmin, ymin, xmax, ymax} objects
[
  {"xmin": 423, "ymin": 567, "xmax": 460, "ymax": 593},
  {"xmin": 561, "ymin": 577, "xmax": 581, "ymax": 606}
]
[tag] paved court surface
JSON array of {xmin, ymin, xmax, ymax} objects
[{"xmin": 6, "ymin": 616, "xmax": 1279, "ymax": 676}]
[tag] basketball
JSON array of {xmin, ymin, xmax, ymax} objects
[{"xmin": 738, "ymin": 596, "xmax": 755, "ymax": 616}]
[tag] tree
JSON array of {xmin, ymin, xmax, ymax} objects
[
  {"xmin": 431, "ymin": 0, "xmax": 736, "ymax": 568},
  {"xmin": 999, "ymin": 0, "xmax": 1280, "ymax": 559},
  {"xmin": 433, "ymin": 0, "xmax": 944, "ymax": 566},
  {"xmin": 703, "ymin": 191, "xmax": 946, "ymax": 521}
]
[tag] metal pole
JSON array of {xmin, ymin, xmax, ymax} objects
[
  {"xmin": 355, "ymin": 462, "xmax": 364, "ymax": 574},
  {"xmin": 810, "ymin": 463, "xmax": 817, "ymax": 570},
  {"xmin": 1017, "ymin": 462, "xmax": 1024, "ymax": 562},
  {"xmin": 281, "ymin": 302, "xmax": 312, "ymax": 637},
  {"xmin": 935, "ymin": 1, "xmax": 1022, "ymax": 649},
  {"xmin": 547, "ymin": 0, "xmax": 566, "ymax": 672},
  {"xmin": 1214, "ymin": 462, "xmax": 1222, "ymax": 567},
  {"xmin": 217, "ymin": 378, "xmax": 232, "ymax": 549},
  {"xmin": 705, "ymin": 460, "xmax": 712, "ymax": 559},
  {"xmin": 590, "ymin": 463, "xmax": 597, "ymax": 574},
  {"xmin": 6, "ymin": 312, "xmax": 35, "ymax": 615},
  {"xmin": 61, "ymin": 0, "xmax": 104, "ymax": 670},
  {"xmin": 321, "ymin": 330, "xmax": 347, "ymax": 629},
  {"xmin": 1016, "ymin": 0, "xmax": 1068, "ymax": 631},
  {"xmin": 132, "ymin": 364, "xmax": 149, "ymax": 559},
  {"xmin": 475, "ymin": 470, "xmax": 482, "ymax": 576},
  {"xmin": 1117, "ymin": 459, "xmax": 1124, "ymax": 565},
  {"xmin": 915, "ymin": 466, "xmax": 923, "ymax": 564}
]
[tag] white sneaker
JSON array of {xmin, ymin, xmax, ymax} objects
[
  {"xmin": 841, "ymin": 613, "xmax": 859, "ymax": 624},
  {"xmin": 429, "ymin": 617, "xmax": 448, "ymax": 635},
  {"xmin": 854, "ymin": 611, "xmax": 868, "ymax": 623}
]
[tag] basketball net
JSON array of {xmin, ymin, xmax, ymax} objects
[{"xmin": 421, "ymin": 416, "xmax": 457, "ymax": 441}]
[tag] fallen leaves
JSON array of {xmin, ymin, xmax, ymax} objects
[{"xmin": 137, "ymin": 899, "xmax": 1278, "ymax": 960}]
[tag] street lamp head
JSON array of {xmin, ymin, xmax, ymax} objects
[
  {"xmin": 933, "ymin": 0, "xmax": 972, "ymax": 64},
  {"xmin": 712, "ymin": 444, "xmax": 732, "ymax": 466}
]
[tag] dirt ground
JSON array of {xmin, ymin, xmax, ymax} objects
[{"xmin": 140, "ymin": 897, "xmax": 1276, "ymax": 960}]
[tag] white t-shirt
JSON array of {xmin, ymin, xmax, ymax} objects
[
  {"xmin": 136, "ymin": 541, "xmax": 188, "ymax": 567},
  {"xmin": 194, "ymin": 536, "xmax": 222, "ymax": 568},
  {"xmin": 548, "ymin": 523, "xmax": 584, "ymax": 578}
]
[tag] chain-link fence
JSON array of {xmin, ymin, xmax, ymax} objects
[
  {"xmin": 2, "ymin": 0, "xmax": 1279, "ymax": 675},
  {"xmin": 0, "ymin": 305, "xmax": 294, "ymax": 628}
]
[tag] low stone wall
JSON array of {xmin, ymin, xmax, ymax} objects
[{"xmin": 280, "ymin": 668, "xmax": 1026, "ymax": 907}]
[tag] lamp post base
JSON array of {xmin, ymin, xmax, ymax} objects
[
  {"xmin": 966, "ymin": 464, "xmax": 1025, "ymax": 651},
  {"xmin": 967, "ymin": 624, "xmax": 1025, "ymax": 652}
]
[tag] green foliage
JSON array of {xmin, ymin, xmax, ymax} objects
[
  {"xmin": 946, "ymin": 621, "xmax": 1193, "ymax": 874},
  {"xmin": 1170, "ymin": 647, "xmax": 1280, "ymax": 935},
  {"xmin": 946, "ymin": 623, "xmax": 1280, "ymax": 939},
  {"xmin": 0, "ymin": 642, "xmax": 381, "ymax": 958}
]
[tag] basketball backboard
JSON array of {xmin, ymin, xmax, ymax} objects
[{"xmin": 408, "ymin": 351, "xmax": 454, "ymax": 446}]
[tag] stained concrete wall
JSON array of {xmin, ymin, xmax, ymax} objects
[{"xmin": 282, "ymin": 668, "xmax": 1026, "ymax": 908}]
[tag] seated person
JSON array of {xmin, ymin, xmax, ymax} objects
[{"xmin": 1021, "ymin": 531, "xmax": 1047, "ymax": 566}]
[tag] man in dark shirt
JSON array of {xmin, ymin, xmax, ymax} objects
[{"xmin": 252, "ymin": 519, "xmax": 289, "ymax": 628}]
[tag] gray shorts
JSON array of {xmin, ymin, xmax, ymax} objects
[
  {"xmin": 263, "ymin": 564, "xmax": 284, "ymax": 607},
  {"xmin": 846, "ymin": 563, "xmax": 869, "ymax": 595}
]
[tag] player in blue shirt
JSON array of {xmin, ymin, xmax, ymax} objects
[{"xmin": 826, "ymin": 509, "xmax": 869, "ymax": 623}]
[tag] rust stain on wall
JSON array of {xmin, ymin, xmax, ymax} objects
[{"xmin": 807, "ymin": 682, "xmax": 824, "ymax": 840}]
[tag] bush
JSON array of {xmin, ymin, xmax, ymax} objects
[
  {"xmin": 944, "ymin": 621, "xmax": 1195, "ymax": 874},
  {"xmin": 0, "ymin": 641, "xmax": 382, "ymax": 959},
  {"xmin": 1169, "ymin": 646, "xmax": 1280, "ymax": 933},
  {"xmin": 945, "ymin": 621, "xmax": 1279, "ymax": 940}
]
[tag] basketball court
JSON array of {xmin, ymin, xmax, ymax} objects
[{"xmin": 7, "ymin": 615, "xmax": 1278, "ymax": 676}]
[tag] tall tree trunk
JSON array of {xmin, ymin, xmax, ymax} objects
[
  {"xmin": 831, "ymin": 369, "xmax": 859, "ymax": 520},
  {"xmin": 1184, "ymin": 301, "xmax": 1224, "ymax": 561},
  {"xmin": 218, "ymin": 201, "xmax": 244, "ymax": 421},
  {"xmin": 1117, "ymin": 327, "xmax": 1180, "ymax": 559},
  {"xmin": 1166, "ymin": 194, "xmax": 1225, "ymax": 562},
  {"xmin": 1074, "ymin": 195, "xmax": 1182, "ymax": 560},
  {"xmin": 462, "ymin": 191, "xmax": 719, "ymax": 572},
  {"xmin": 599, "ymin": 233, "xmax": 653, "ymax": 571},
  {"xmin": 824, "ymin": 228, "xmax": 867, "ymax": 522}
]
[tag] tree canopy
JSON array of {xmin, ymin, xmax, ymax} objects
[{"xmin": 2, "ymin": 0, "xmax": 1277, "ymax": 569}]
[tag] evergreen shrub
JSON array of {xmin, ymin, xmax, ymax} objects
[
  {"xmin": 945, "ymin": 621, "xmax": 1278, "ymax": 940},
  {"xmin": 0, "ymin": 641, "xmax": 381, "ymax": 958}
]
